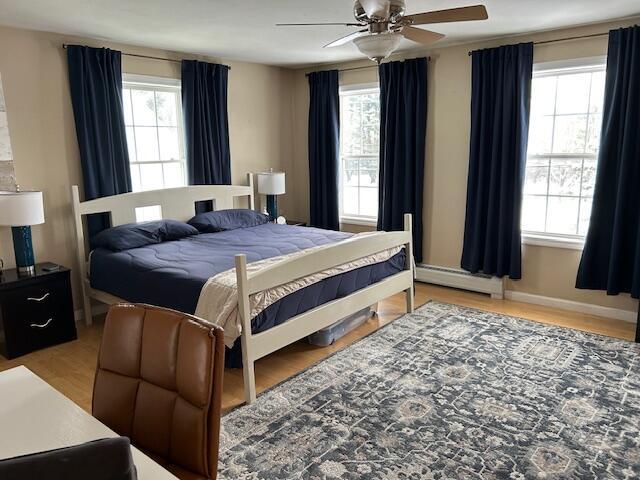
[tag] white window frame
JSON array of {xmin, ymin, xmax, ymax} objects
[
  {"xmin": 122, "ymin": 73, "xmax": 187, "ymax": 193},
  {"xmin": 522, "ymin": 57, "xmax": 606, "ymax": 250},
  {"xmin": 339, "ymin": 83, "xmax": 380, "ymax": 226}
]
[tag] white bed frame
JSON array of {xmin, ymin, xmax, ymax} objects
[{"xmin": 71, "ymin": 174, "xmax": 414, "ymax": 404}]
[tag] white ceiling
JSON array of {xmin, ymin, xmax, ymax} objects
[{"xmin": 0, "ymin": 0, "xmax": 638, "ymax": 67}]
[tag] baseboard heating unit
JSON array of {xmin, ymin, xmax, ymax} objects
[{"xmin": 415, "ymin": 264, "xmax": 504, "ymax": 299}]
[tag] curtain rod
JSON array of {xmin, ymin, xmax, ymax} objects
[
  {"xmin": 305, "ymin": 56, "xmax": 431, "ymax": 77},
  {"xmin": 62, "ymin": 44, "xmax": 231, "ymax": 69},
  {"xmin": 467, "ymin": 31, "xmax": 609, "ymax": 55}
]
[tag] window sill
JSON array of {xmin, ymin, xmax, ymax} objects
[
  {"xmin": 522, "ymin": 233, "xmax": 585, "ymax": 251},
  {"xmin": 340, "ymin": 217, "xmax": 377, "ymax": 227}
]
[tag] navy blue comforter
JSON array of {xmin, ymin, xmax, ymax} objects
[{"xmin": 90, "ymin": 223, "xmax": 405, "ymax": 364}]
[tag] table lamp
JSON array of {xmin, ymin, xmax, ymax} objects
[
  {"xmin": 0, "ymin": 189, "xmax": 45, "ymax": 275},
  {"xmin": 257, "ymin": 170, "xmax": 285, "ymax": 220}
]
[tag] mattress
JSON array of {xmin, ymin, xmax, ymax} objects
[{"xmin": 90, "ymin": 223, "xmax": 405, "ymax": 365}]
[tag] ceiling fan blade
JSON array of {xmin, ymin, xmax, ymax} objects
[
  {"xmin": 324, "ymin": 29, "xmax": 368, "ymax": 48},
  {"xmin": 359, "ymin": 0, "xmax": 391, "ymax": 19},
  {"xmin": 401, "ymin": 26, "xmax": 445, "ymax": 44},
  {"xmin": 405, "ymin": 5, "xmax": 488, "ymax": 25},
  {"xmin": 276, "ymin": 22, "xmax": 363, "ymax": 26}
]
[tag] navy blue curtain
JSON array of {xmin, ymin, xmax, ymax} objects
[
  {"xmin": 576, "ymin": 26, "xmax": 640, "ymax": 300},
  {"xmin": 181, "ymin": 60, "xmax": 231, "ymax": 213},
  {"xmin": 460, "ymin": 43, "xmax": 533, "ymax": 279},
  {"xmin": 377, "ymin": 58, "xmax": 428, "ymax": 263},
  {"xmin": 67, "ymin": 45, "xmax": 131, "ymax": 239},
  {"xmin": 308, "ymin": 70, "xmax": 340, "ymax": 230}
]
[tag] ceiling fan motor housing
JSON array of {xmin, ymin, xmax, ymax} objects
[{"xmin": 353, "ymin": 0, "xmax": 406, "ymax": 23}]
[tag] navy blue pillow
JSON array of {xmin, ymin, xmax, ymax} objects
[
  {"xmin": 93, "ymin": 220, "xmax": 199, "ymax": 252},
  {"xmin": 188, "ymin": 209, "xmax": 270, "ymax": 233}
]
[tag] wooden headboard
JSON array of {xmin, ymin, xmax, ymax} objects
[{"xmin": 70, "ymin": 174, "xmax": 254, "ymax": 301}]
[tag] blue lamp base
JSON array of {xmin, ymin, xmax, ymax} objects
[
  {"xmin": 266, "ymin": 195, "xmax": 278, "ymax": 221},
  {"xmin": 11, "ymin": 226, "xmax": 36, "ymax": 276}
]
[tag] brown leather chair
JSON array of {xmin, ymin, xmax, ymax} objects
[{"xmin": 92, "ymin": 304, "xmax": 224, "ymax": 480}]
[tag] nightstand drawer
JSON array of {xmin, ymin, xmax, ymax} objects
[{"xmin": 0, "ymin": 268, "xmax": 77, "ymax": 359}]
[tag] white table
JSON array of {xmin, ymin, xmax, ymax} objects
[{"xmin": 0, "ymin": 365, "xmax": 176, "ymax": 479}]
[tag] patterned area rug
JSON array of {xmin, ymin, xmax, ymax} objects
[{"xmin": 218, "ymin": 302, "xmax": 640, "ymax": 479}]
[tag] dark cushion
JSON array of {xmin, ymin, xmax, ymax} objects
[
  {"xmin": 93, "ymin": 220, "xmax": 199, "ymax": 252},
  {"xmin": 0, "ymin": 437, "xmax": 137, "ymax": 480},
  {"xmin": 188, "ymin": 209, "xmax": 269, "ymax": 233}
]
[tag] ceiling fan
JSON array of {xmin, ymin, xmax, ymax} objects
[{"xmin": 277, "ymin": 1, "xmax": 488, "ymax": 63}]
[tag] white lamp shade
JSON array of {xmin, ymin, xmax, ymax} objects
[
  {"xmin": 354, "ymin": 33, "xmax": 402, "ymax": 62},
  {"xmin": 0, "ymin": 190, "xmax": 45, "ymax": 226},
  {"xmin": 257, "ymin": 171, "xmax": 286, "ymax": 195}
]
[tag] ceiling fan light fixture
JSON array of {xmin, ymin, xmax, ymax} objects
[{"xmin": 353, "ymin": 32, "xmax": 402, "ymax": 63}]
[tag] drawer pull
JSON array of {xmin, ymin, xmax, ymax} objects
[
  {"xmin": 30, "ymin": 318, "xmax": 54, "ymax": 329},
  {"xmin": 27, "ymin": 293, "xmax": 50, "ymax": 302}
]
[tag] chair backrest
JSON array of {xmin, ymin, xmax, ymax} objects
[
  {"xmin": 0, "ymin": 437, "xmax": 136, "ymax": 480},
  {"xmin": 93, "ymin": 304, "xmax": 224, "ymax": 479}
]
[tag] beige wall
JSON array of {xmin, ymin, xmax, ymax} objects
[
  {"xmin": 290, "ymin": 17, "xmax": 640, "ymax": 313},
  {"xmin": 0, "ymin": 25, "xmax": 294, "ymax": 310},
  {"xmin": 2, "ymin": 18, "xmax": 638, "ymax": 315}
]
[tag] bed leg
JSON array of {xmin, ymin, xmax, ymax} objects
[
  {"xmin": 405, "ymin": 285, "xmax": 415, "ymax": 313},
  {"xmin": 243, "ymin": 357, "xmax": 257, "ymax": 405},
  {"xmin": 403, "ymin": 213, "xmax": 415, "ymax": 314}
]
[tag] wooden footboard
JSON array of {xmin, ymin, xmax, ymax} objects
[{"xmin": 235, "ymin": 213, "xmax": 415, "ymax": 404}]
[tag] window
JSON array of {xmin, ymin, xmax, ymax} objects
[
  {"xmin": 122, "ymin": 74, "xmax": 186, "ymax": 192},
  {"xmin": 339, "ymin": 85, "xmax": 380, "ymax": 224},
  {"xmin": 522, "ymin": 59, "xmax": 606, "ymax": 245}
]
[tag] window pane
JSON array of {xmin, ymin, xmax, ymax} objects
[
  {"xmin": 342, "ymin": 186, "xmax": 358, "ymax": 215},
  {"xmin": 343, "ymin": 169, "xmax": 358, "ymax": 187},
  {"xmin": 580, "ymin": 159, "xmax": 597, "ymax": 196},
  {"xmin": 521, "ymin": 195, "xmax": 546, "ymax": 232},
  {"xmin": 585, "ymin": 114, "xmax": 602, "ymax": 154},
  {"xmin": 139, "ymin": 163, "xmax": 164, "ymax": 191},
  {"xmin": 362, "ymin": 125, "xmax": 379, "ymax": 154},
  {"xmin": 359, "ymin": 157, "xmax": 378, "ymax": 170},
  {"xmin": 344, "ymin": 158, "xmax": 358, "ymax": 170},
  {"xmin": 131, "ymin": 89, "xmax": 156, "ymax": 126},
  {"xmin": 155, "ymin": 91, "xmax": 178, "ymax": 126},
  {"xmin": 555, "ymin": 73, "xmax": 591, "ymax": 114},
  {"xmin": 158, "ymin": 127, "xmax": 180, "ymax": 160},
  {"xmin": 589, "ymin": 71, "xmax": 606, "ymax": 113},
  {"xmin": 548, "ymin": 159, "xmax": 582, "ymax": 196},
  {"xmin": 122, "ymin": 89, "xmax": 133, "ymax": 125},
  {"xmin": 546, "ymin": 196, "xmax": 579, "ymax": 234},
  {"xmin": 360, "ymin": 169, "xmax": 378, "ymax": 187},
  {"xmin": 162, "ymin": 163, "xmax": 183, "ymax": 188},
  {"xmin": 130, "ymin": 163, "xmax": 141, "ymax": 192},
  {"xmin": 530, "ymin": 76, "xmax": 556, "ymax": 116},
  {"xmin": 524, "ymin": 165, "xmax": 549, "ymax": 195},
  {"xmin": 552, "ymin": 115, "xmax": 587, "ymax": 153},
  {"xmin": 527, "ymin": 115, "xmax": 553, "ymax": 154},
  {"xmin": 342, "ymin": 97, "xmax": 362, "ymax": 155},
  {"xmin": 134, "ymin": 126, "xmax": 160, "ymax": 162},
  {"xmin": 578, "ymin": 198, "xmax": 593, "ymax": 236},
  {"xmin": 359, "ymin": 188, "xmax": 378, "ymax": 217},
  {"xmin": 125, "ymin": 126, "xmax": 137, "ymax": 162}
]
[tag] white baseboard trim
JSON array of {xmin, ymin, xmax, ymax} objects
[
  {"xmin": 504, "ymin": 290, "xmax": 637, "ymax": 323},
  {"xmin": 73, "ymin": 305, "xmax": 109, "ymax": 323},
  {"xmin": 416, "ymin": 264, "xmax": 505, "ymax": 299}
]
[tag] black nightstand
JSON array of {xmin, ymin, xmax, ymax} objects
[
  {"xmin": 0, "ymin": 263, "xmax": 77, "ymax": 359},
  {"xmin": 286, "ymin": 220, "xmax": 307, "ymax": 226}
]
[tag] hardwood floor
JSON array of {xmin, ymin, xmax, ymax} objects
[{"xmin": 0, "ymin": 283, "xmax": 636, "ymax": 413}]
